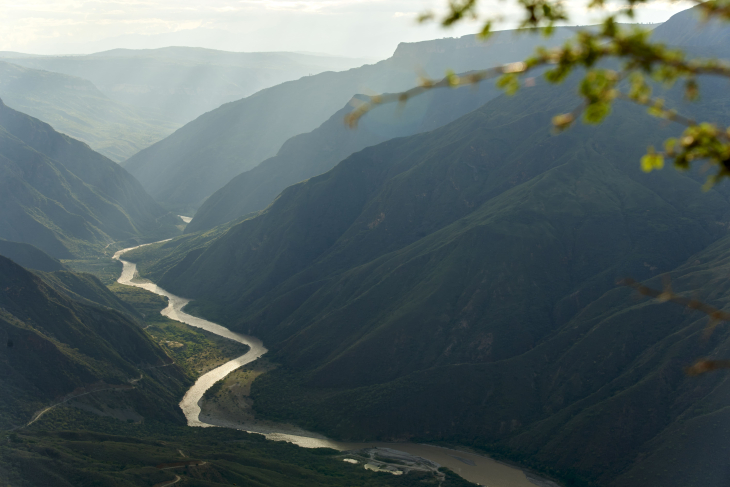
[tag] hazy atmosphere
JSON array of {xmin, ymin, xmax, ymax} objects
[
  {"xmin": 3, "ymin": 0, "xmax": 730, "ymax": 486},
  {"xmin": 2, "ymin": 0, "xmax": 691, "ymax": 57}
]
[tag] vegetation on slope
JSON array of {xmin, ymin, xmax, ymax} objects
[
  {"xmin": 0, "ymin": 60, "xmax": 179, "ymax": 161},
  {"xmin": 137, "ymin": 47, "xmax": 730, "ymax": 485},
  {"xmin": 0, "ymin": 99, "xmax": 181, "ymax": 258},
  {"xmin": 186, "ymin": 79, "xmax": 500, "ymax": 233},
  {"xmin": 121, "ymin": 28, "xmax": 579, "ymax": 212},
  {"xmin": 0, "ymin": 256, "xmax": 190, "ymax": 430},
  {"xmin": 109, "ymin": 281, "xmax": 251, "ymax": 378},
  {"xmin": 0, "ymin": 409, "xmax": 475, "ymax": 487}
]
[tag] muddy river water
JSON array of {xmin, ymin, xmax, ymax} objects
[{"xmin": 114, "ymin": 242, "xmax": 552, "ymax": 487}]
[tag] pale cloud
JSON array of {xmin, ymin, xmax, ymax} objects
[{"xmin": 0, "ymin": 0, "xmax": 692, "ymax": 58}]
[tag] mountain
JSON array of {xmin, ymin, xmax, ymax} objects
[
  {"xmin": 37, "ymin": 268, "xmax": 143, "ymax": 320},
  {"xmin": 0, "ymin": 239, "xmax": 64, "ymax": 272},
  {"xmin": 1, "ymin": 47, "xmax": 370, "ymax": 125},
  {"xmin": 0, "ymin": 60, "xmax": 179, "ymax": 161},
  {"xmin": 121, "ymin": 28, "xmax": 579, "ymax": 212},
  {"xmin": 652, "ymin": 4, "xmax": 730, "ymax": 48},
  {"xmin": 0, "ymin": 99, "xmax": 180, "ymax": 258},
  {"xmin": 186, "ymin": 78, "xmax": 500, "ymax": 233},
  {"xmin": 124, "ymin": 42, "xmax": 730, "ymax": 485},
  {"xmin": 0, "ymin": 255, "xmax": 189, "ymax": 430}
]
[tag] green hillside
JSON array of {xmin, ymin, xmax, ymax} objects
[
  {"xmin": 0, "ymin": 99, "xmax": 181, "ymax": 258},
  {"xmin": 0, "ymin": 258, "xmax": 476, "ymax": 487},
  {"xmin": 123, "ymin": 19, "xmax": 730, "ymax": 483},
  {"xmin": 37, "ymin": 269, "xmax": 142, "ymax": 320},
  {"xmin": 186, "ymin": 79, "xmax": 500, "ymax": 233},
  {"xmin": 0, "ymin": 255, "xmax": 189, "ymax": 430},
  {"xmin": 121, "ymin": 28, "xmax": 579, "ymax": 212},
  {"xmin": 0, "ymin": 418, "xmax": 474, "ymax": 487},
  {"xmin": 0, "ymin": 60, "xmax": 179, "ymax": 161}
]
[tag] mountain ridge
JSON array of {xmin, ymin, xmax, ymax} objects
[
  {"xmin": 0, "ymin": 99, "xmax": 180, "ymax": 258},
  {"xmin": 185, "ymin": 78, "xmax": 502, "ymax": 233},
  {"xmin": 121, "ymin": 27, "xmax": 580, "ymax": 212}
]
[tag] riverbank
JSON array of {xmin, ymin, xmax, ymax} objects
[{"xmin": 113, "ymin": 242, "xmax": 560, "ymax": 487}]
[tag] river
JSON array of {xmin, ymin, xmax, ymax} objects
[{"xmin": 113, "ymin": 242, "xmax": 554, "ymax": 487}]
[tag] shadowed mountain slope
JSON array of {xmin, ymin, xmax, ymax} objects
[
  {"xmin": 186, "ymin": 79, "xmax": 500, "ymax": 233},
  {"xmin": 125, "ymin": 59, "xmax": 730, "ymax": 484},
  {"xmin": 0, "ymin": 60, "xmax": 179, "ymax": 161},
  {"xmin": 0, "ymin": 256, "xmax": 188, "ymax": 430},
  {"xmin": 0, "ymin": 239, "xmax": 64, "ymax": 272},
  {"xmin": 121, "ymin": 28, "xmax": 579, "ymax": 212},
  {"xmin": 0, "ymin": 100, "xmax": 180, "ymax": 258}
]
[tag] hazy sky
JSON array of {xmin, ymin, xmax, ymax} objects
[{"xmin": 1, "ymin": 0, "xmax": 692, "ymax": 59}]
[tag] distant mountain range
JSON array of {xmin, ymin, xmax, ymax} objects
[
  {"xmin": 0, "ymin": 47, "xmax": 370, "ymax": 125},
  {"xmin": 0, "ymin": 60, "xmax": 179, "ymax": 161},
  {"xmin": 186, "ymin": 78, "xmax": 501, "ymax": 233},
  {"xmin": 0, "ymin": 99, "xmax": 180, "ymax": 258},
  {"xmin": 121, "ymin": 28, "xmax": 580, "ymax": 213}
]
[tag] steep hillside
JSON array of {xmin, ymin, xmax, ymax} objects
[
  {"xmin": 121, "ymin": 28, "xmax": 578, "ymax": 212},
  {"xmin": 1, "ymin": 47, "xmax": 370, "ymax": 125},
  {"xmin": 652, "ymin": 3, "xmax": 730, "ymax": 47},
  {"xmin": 187, "ymin": 79, "xmax": 500, "ymax": 233},
  {"xmin": 37, "ymin": 269, "xmax": 142, "ymax": 320},
  {"xmin": 0, "ymin": 60, "xmax": 179, "ymax": 161},
  {"xmin": 0, "ymin": 256, "xmax": 188, "ymax": 430},
  {"xmin": 0, "ymin": 239, "xmax": 64, "ymax": 272},
  {"xmin": 0, "ymin": 100, "xmax": 180, "ymax": 258},
  {"xmin": 127, "ymin": 60, "xmax": 730, "ymax": 485}
]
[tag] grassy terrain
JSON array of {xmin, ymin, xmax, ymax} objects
[
  {"xmin": 0, "ymin": 60, "xmax": 179, "ymax": 162},
  {"xmin": 132, "ymin": 20, "xmax": 730, "ymax": 486},
  {"xmin": 121, "ymin": 219, "xmax": 237, "ymax": 285},
  {"xmin": 0, "ymin": 406, "xmax": 475, "ymax": 487},
  {"xmin": 0, "ymin": 100, "xmax": 181, "ymax": 259},
  {"xmin": 108, "ymin": 283, "xmax": 249, "ymax": 379},
  {"xmin": 0, "ymin": 256, "xmax": 189, "ymax": 431},
  {"xmin": 201, "ymin": 358, "xmax": 277, "ymax": 424},
  {"xmin": 62, "ymin": 259, "xmax": 123, "ymax": 285}
]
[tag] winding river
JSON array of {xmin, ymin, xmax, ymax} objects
[{"xmin": 113, "ymin": 242, "xmax": 554, "ymax": 487}]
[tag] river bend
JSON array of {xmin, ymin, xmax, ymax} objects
[{"xmin": 113, "ymin": 242, "xmax": 550, "ymax": 487}]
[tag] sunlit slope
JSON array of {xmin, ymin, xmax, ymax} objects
[
  {"xmin": 186, "ymin": 80, "xmax": 501, "ymax": 233},
  {"xmin": 121, "ymin": 29, "xmax": 579, "ymax": 212},
  {"xmin": 0, "ymin": 100, "xmax": 180, "ymax": 258},
  {"xmin": 134, "ymin": 72, "xmax": 730, "ymax": 485},
  {"xmin": 0, "ymin": 256, "xmax": 188, "ymax": 430},
  {"xmin": 0, "ymin": 61, "xmax": 179, "ymax": 162},
  {"xmin": 2, "ymin": 47, "xmax": 371, "ymax": 124}
]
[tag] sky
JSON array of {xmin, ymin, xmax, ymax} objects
[{"xmin": 0, "ymin": 0, "xmax": 694, "ymax": 60}]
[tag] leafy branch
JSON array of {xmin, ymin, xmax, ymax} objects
[{"xmin": 347, "ymin": 0, "xmax": 730, "ymax": 183}]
